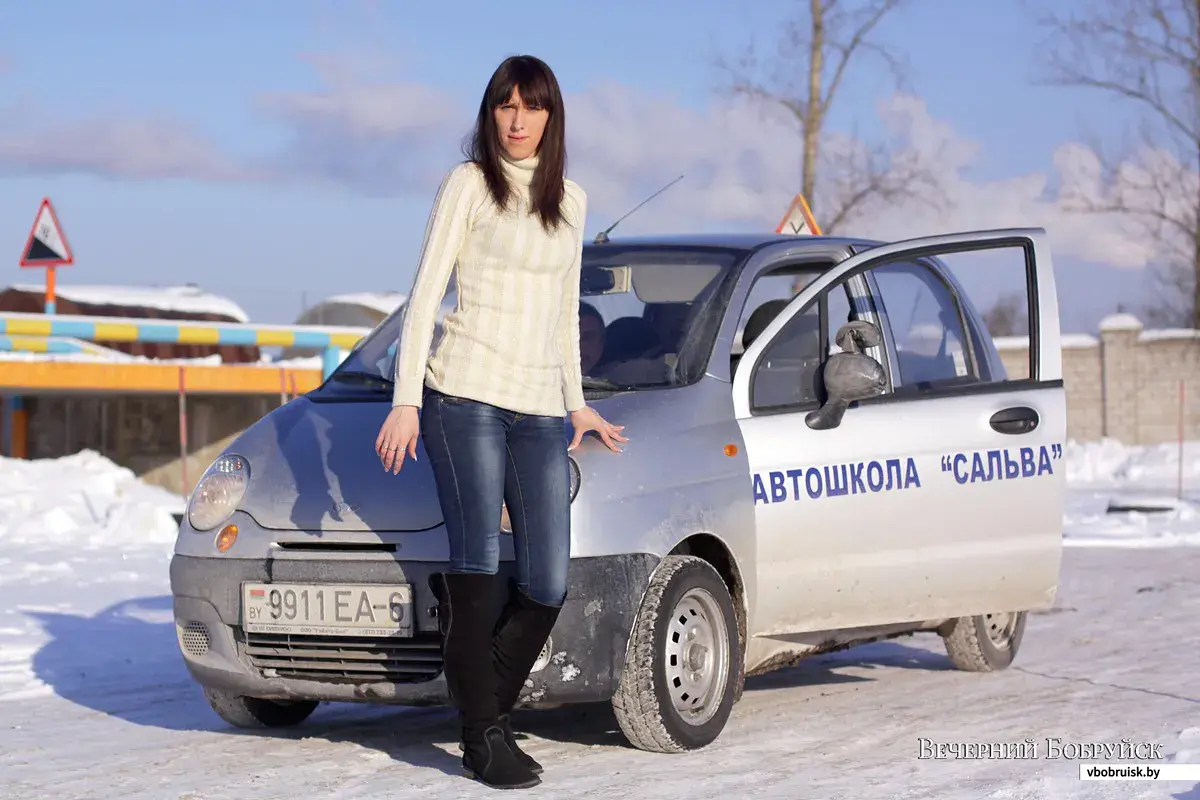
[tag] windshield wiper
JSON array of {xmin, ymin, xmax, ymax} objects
[
  {"xmin": 581, "ymin": 377, "xmax": 622, "ymax": 390},
  {"xmin": 328, "ymin": 371, "xmax": 394, "ymax": 390}
]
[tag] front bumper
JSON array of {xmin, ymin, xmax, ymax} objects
[{"xmin": 170, "ymin": 553, "xmax": 659, "ymax": 707}]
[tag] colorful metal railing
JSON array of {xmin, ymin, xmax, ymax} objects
[
  {"xmin": 0, "ymin": 311, "xmax": 374, "ymax": 378},
  {"xmin": 0, "ymin": 335, "xmax": 116, "ymax": 356}
]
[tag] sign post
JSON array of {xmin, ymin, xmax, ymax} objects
[{"xmin": 19, "ymin": 197, "xmax": 74, "ymax": 315}]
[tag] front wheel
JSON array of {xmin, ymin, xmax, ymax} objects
[
  {"xmin": 611, "ymin": 555, "xmax": 742, "ymax": 753},
  {"xmin": 940, "ymin": 611, "xmax": 1027, "ymax": 672},
  {"xmin": 203, "ymin": 687, "xmax": 319, "ymax": 728}
]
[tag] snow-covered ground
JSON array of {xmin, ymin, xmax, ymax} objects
[
  {"xmin": 1, "ymin": 441, "xmax": 1198, "ymax": 799},
  {"xmin": 1064, "ymin": 439, "xmax": 1200, "ymax": 548}
]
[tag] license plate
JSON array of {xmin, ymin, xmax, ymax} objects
[{"xmin": 241, "ymin": 583, "xmax": 413, "ymax": 637}]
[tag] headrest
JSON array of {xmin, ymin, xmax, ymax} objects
[{"xmin": 743, "ymin": 299, "xmax": 791, "ymax": 349}]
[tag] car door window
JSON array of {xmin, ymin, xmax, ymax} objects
[
  {"xmin": 734, "ymin": 272, "xmax": 819, "ymax": 352},
  {"xmin": 750, "ymin": 281, "xmax": 855, "ymax": 411},
  {"xmin": 869, "ymin": 261, "xmax": 976, "ymax": 388}
]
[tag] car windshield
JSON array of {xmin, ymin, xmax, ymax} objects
[{"xmin": 325, "ymin": 245, "xmax": 750, "ymax": 395}]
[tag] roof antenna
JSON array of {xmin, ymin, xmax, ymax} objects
[{"xmin": 593, "ymin": 174, "xmax": 685, "ymax": 244}]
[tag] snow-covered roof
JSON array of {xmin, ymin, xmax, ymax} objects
[
  {"xmin": 290, "ymin": 292, "xmax": 408, "ymax": 335},
  {"xmin": 313, "ymin": 292, "xmax": 407, "ymax": 316},
  {"xmin": 6, "ymin": 283, "xmax": 249, "ymax": 322}
]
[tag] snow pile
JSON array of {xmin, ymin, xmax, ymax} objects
[
  {"xmin": 1064, "ymin": 494, "xmax": 1200, "ymax": 548},
  {"xmin": 0, "ymin": 450, "xmax": 182, "ymax": 549},
  {"xmin": 0, "ymin": 452, "xmax": 184, "ymax": 703},
  {"xmin": 1063, "ymin": 437, "xmax": 1200, "ymax": 487},
  {"xmin": 1061, "ymin": 438, "xmax": 1200, "ymax": 547}
]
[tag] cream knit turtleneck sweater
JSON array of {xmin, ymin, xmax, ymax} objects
[{"xmin": 392, "ymin": 155, "xmax": 589, "ymax": 417}]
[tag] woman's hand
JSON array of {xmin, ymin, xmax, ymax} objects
[
  {"xmin": 376, "ymin": 405, "xmax": 421, "ymax": 473},
  {"xmin": 568, "ymin": 406, "xmax": 628, "ymax": 453}
]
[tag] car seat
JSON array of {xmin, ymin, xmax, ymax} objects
[
  {"xmin": 731, "ymin": 299, "xmax": 789, "ymax": 375},
  {"xmin": 599, "ymin": 316, "xmax": 659, "ymax": 367}
]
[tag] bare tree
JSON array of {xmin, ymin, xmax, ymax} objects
[
  {"xmin": 715, "ymin": 0, "xmax": 939, "ymax": 234},
  {"xmin": 1035, "ymin": 0, "xmax": 1200, "ymax": 327},
  {"xmin": 981, "ymin": 291, "xmax": 1029, "ymax": 338}
]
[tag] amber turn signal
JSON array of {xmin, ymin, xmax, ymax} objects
[
  {"xmin": 724, "ymin": 444, "xmax": 738, "ymax": 457},
  {"xmin": 215, "ymin": 524, "xmax": 239, "ymax": 552}
]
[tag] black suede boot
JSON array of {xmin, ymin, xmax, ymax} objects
[
  {"xmin": 431, "ymin": 572, "xmax": 541, "ymax": 790},
  {"xmin": 492, "ymin": 586, "xmax": 564, "ymax": 775}
]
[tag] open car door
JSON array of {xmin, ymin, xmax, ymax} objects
[{"xmin": 733, "ymin": 228, "xmax": 1065, "ymax": 636}]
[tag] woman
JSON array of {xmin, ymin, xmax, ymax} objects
[{"xmin": 374, "ymin": 54, "xmax": 628, "ymax": 790}]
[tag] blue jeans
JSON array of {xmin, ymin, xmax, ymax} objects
[{"xmin": 419, "ymin": 388, "xmax": 572, "ymax": 607}]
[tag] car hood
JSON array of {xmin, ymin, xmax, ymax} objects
[
  {"xmin": 231, "ymin": 395, "xmax": 444, "ymax": 532},
  {"xmin": 225, "ymin": 381, "xmax": 709, "ymax": 534}
]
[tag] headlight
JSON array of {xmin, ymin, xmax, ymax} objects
[
  {"xmin": 187, "ymin": 454, "xmax": 251, "ymax": 531},
  {"xmin": 499, "ymin": 456, "xmax": 581, "ymax": 534}
]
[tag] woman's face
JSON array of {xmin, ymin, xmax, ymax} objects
[{"xmin": 494, "ymin": 86, "xmax": 549, "ymax": 162}]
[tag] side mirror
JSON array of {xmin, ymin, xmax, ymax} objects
[{"xmin": 805, "ymin": 321, "xmax": 887, "ymax": 430}]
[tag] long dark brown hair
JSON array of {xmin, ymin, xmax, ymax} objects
[{"xmin": 464, "ymin": 55, "xmax": 568, "ymax": 231}]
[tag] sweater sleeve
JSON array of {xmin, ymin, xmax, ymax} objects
[
  {"xmin": 558, "ymin": 187, "xmax": 588, "ymax": 413},
  {"xmin": 392, "ymin": 164, "xmax": 476, "ymax": 408}
]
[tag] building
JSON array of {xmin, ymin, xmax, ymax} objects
[
  {"xmin": 282, "ymin": 284, "xmax": 459, "ymax": 361},
  {"xmin": 294, "ymin": 292, "xmax": 406, "ymax": 328}
]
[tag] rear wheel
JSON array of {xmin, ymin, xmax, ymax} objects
[
  {"xmin": 203, "ymin": 687, "xmax": 319, "ymax": 728},
  {"xmin": 941, "ymin": 611, "xmax": 1027, "ymax": 672},
  {"xmin": 611, "ymin": 556, "xmax": 742, "ymax": 753}
]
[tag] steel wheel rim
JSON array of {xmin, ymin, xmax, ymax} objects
[
  {"xmin": 663, "ymin": 586, "xmax": 730, "ymax": 726},
  {"xmin": 984, "ymin": 612, "xmax": 1018, "ymax": 649}
]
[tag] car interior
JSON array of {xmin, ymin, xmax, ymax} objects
[
  {"xmin": 888, "ymin": 306, "xmax": 971, "ymax": 386},
  {"xmin": 582, "ymin": 260, "xmax": 729, "ymax": 385},
  {"xmin": 744, "ymin": 302, "xmax": 825, "ymax": 407},
  {"xmin": 729, "ymin": 262, "xmax": 840, "ymax": 408}
]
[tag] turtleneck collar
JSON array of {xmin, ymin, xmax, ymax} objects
[{"xmin": 500, "ymin": 151, "xmax": 538, "ymax": 187}]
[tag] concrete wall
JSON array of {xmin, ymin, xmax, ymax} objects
[
  {"xmin": 25, "ymin": 393, "xmax": 281, "ymax": 496},
  {"xmin": 994, "ymin": 313, "xmax": 1200, "ymax": 446}
]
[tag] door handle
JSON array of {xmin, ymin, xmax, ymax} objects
[{"xmin": 989, "ymin": 406, "xmax": 1039, "ymax": 435}]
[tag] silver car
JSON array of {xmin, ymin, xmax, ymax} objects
[{"xmin": 171, "ymin": 228, "xmax": 1067, "ymax": 753}]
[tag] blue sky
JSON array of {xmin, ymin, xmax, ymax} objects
[{"xmin": 0, "ymin": 0, "xmax": 1158, "ymax": 330}]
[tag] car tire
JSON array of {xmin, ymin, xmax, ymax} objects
[
  {"xmin": 611, "ymin": 555, "xmax": 742, "ymax": 754},
  {"xmin": 940, "ymin": 611, "xmax": 1027, "ymax": 672},
  {"xmin": 203, "ymin": 687, "xmax": 319, "ymax": 728}
]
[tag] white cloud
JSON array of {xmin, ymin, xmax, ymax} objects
[
  {"xmin": 0, "ymin": 116, "xmax": 251, "ymax": 181},
  {"xmin": 562, "ymin": 81, "xmax": 802, "ymax": 232},
  {"xmin": 561, "ymin": 86, "xmax": 1164, "ymax": 272},
  {"xmin": 1055, "ymin": 142, "xmax": 1197, "ymax": 269},
  {"xmin": 248, "ymin": 54, "xmax": 466, "ymax": 192},
  {"xmin": 856, "ymin": 95, "xmax": 1159, "ymax": 270},
  {"xmin": 0, "ymin": 57, "xmax": 1177, "ymax": 273},
  {"xmin": 257, "ymin": 56, "xmax": 459, "ymax": 140}
]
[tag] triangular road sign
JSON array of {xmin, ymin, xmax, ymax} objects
[
  {"xmin": 775, "ymin": 193, "xmax": 822, "ymax": 236},
  {"xmin": 20, "ymin": 198, "xmax": 74, "ymax": 268}
]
